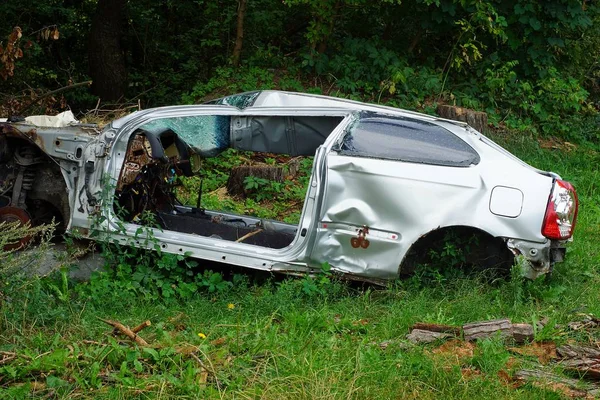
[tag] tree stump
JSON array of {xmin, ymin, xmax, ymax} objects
[
  {"xmin": 227, "ymin": 165, "xmax": 284, "ymax": 197},
  {"xmin": 437, "ymin": 104, "xmax": 488, "ymax": 133},
  {"xmin": 226, "ymin": 159, "xmax": 300, "ymax": 198}
]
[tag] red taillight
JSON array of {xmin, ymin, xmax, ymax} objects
[{"xmin": 542, "ymin": 179, "xmax": 578, "ymax": 240}]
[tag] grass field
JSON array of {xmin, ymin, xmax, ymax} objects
[{"xmin": 0, "ymin": 131, "xmax": 599, "ymax": 399}]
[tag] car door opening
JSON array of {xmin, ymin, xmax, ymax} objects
[{"xmin": 114, "ymin": 114, "xmax": 343, "ymax": 249}]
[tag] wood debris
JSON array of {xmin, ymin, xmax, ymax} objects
[
  {"xmin": 463, "ymin": 318, "xmax": 513, "ymax": 341},
  {"xmin": 508, "ymin": 341, "xmax": 557, "ymax": 364},
  {"xmin": 98, "ymin": 317, "xmax": 150, "ymax": 347},
  {"xmin": 406, "ymin": 329, "xmax": 454, "ymax": 344},
  {"xmin": 411, "ymin": 322, "xmax": 461, "ymax": 336},
  {"xmin": 406, "ymin": 318, "xmax": 535, "ymax": 343},
  {"xmin": 514, "ymin": 369, "xmax": 600, "ymax": 398},
  {"xmin": 558, "ymin": 344, "xmax": 600, "ymax": 380}
]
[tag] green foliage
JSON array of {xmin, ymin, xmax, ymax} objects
[
  {"xmin": 84, "ymin": 182, "xmax": 236, "ymax": 302},
  {"xmin": 299, "ymin": 262, "xmax": 333, "ymax": 297},
  {"xmin": 243, "ymin": 176, "xmax": 284, "ymax": 202}
]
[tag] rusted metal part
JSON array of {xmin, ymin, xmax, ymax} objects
[
  {"xmin": 0, "ymin": 122, "xmax": 22, "ymax": 137},
  {"xmin": 0, "ymin": 206, "xmax": 32, "ymax": 250},
  {"xmin": 116, "ymin": 134, "xmax": 153, "ymax": 190},
  {"xmin": 350, "ymin": 226, "xmax": 370, "ymax": 249}
]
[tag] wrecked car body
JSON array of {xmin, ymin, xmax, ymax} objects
[{"xmin": 0, "ymin": 91, "xmax": 578, "ymax": 281}]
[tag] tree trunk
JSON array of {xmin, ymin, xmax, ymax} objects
[
  {"xmin": 231, "ymin": 0, "xmax": 248, "ymax": 67},
  {"xmin": 88, "ymin": 0, "xmax": 127, "ymax": 101},
  {"xmin": 437, "ymin": 104, "xmax": 488, "ymax": 133}
]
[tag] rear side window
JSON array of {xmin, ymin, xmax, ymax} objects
[{"xmin": 338, "ymin": 115, "xmax": 480, "ymax": 167}]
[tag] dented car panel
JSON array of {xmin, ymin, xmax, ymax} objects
[{"xmin": 0, "ymin": 91, "xmax": 578, "ymax": 281}]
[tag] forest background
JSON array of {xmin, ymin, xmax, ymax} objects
[{"xmin": 0, "ymin": 0, "xmax": 598, "ymax": 142}]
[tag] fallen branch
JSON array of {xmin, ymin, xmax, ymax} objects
[
  {"xmin": 557, "ymin": 344, "xmax": 600, "ymax": 380},
  {"xmin": 98, "ymin": 317, "xmax": 149, "ymax": 347},
  {"xmin": 558, "ymin": 344, "xmax": 600, "ymax": 359},
  {"xmin": 407, "ymin": 318, "xmax": 535, "ymax": 344},
  {"xmin": 111, "ymin": 319, "xmax": 151, "ymax": 338},
  {"xmin": 512, "ymin": 323, "xmax": 535, "ymax": 344},
  {"xmin": 132, "ymin": 320, "xmax": 152, "ymax": 333}
]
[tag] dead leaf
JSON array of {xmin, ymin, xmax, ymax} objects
[
  {"xmin": 29, "ymin": 381, "xmax": 46, "ymax": 391},
  {"xmin": 497, "ymin": 369, "xmax": 512, "ymax": 385},
  {"xmin": 432, "ymin": 339, "xmax": 475, "ymax": 361},
  {"xmin": 197, "ymin": 370, "xmax": 209, "ymax": 384},
  {"xmin": 52, "ymin": 28, "xmax": 60, "ymax": 40},
  {"xmin": 379, "ymin": 340, "xmax": 392, "ymax": 350},
  {"xmin": 210, "ymin": 337, "xmax": 227, "ymax": 346},
  {"xmin": 175, "ymin": 345, "xmax": 198, "ymax": 355},
  {"xmin": 505, "ymin": 356, "xmax": 520, "ymax": 370},
  {"xmin": 508, "ymin": 341, "xmax": 557, "ymax": 364},
  {"xmin": 461, "ymin": 367, "xmax": 481, "ymax": 380}
]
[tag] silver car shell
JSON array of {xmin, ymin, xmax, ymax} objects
[{"xmin": 2, "ymin": 91, "xmax": 562, "ymax": 281}]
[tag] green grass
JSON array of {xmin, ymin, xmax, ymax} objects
[{"xmin": 1, "ymin": 134, "xmax": 599, "ymax": 399}]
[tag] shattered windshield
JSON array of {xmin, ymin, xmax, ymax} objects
[
  {"xmin": 140, "ymin": 115, "xmax": 231, "ymax": 156},
  {"xmin": 206, "ymin": 91, "xmax": 260, "ymax": 109}
]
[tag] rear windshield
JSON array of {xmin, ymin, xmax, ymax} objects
[{"xmin": 338, "ymin": 114, "xmax": 480, "ymax": 167}]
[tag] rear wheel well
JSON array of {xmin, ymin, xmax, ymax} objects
[{"xmin": 399, "ymin": 226, "xmax": 515, "ymax": 277}]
